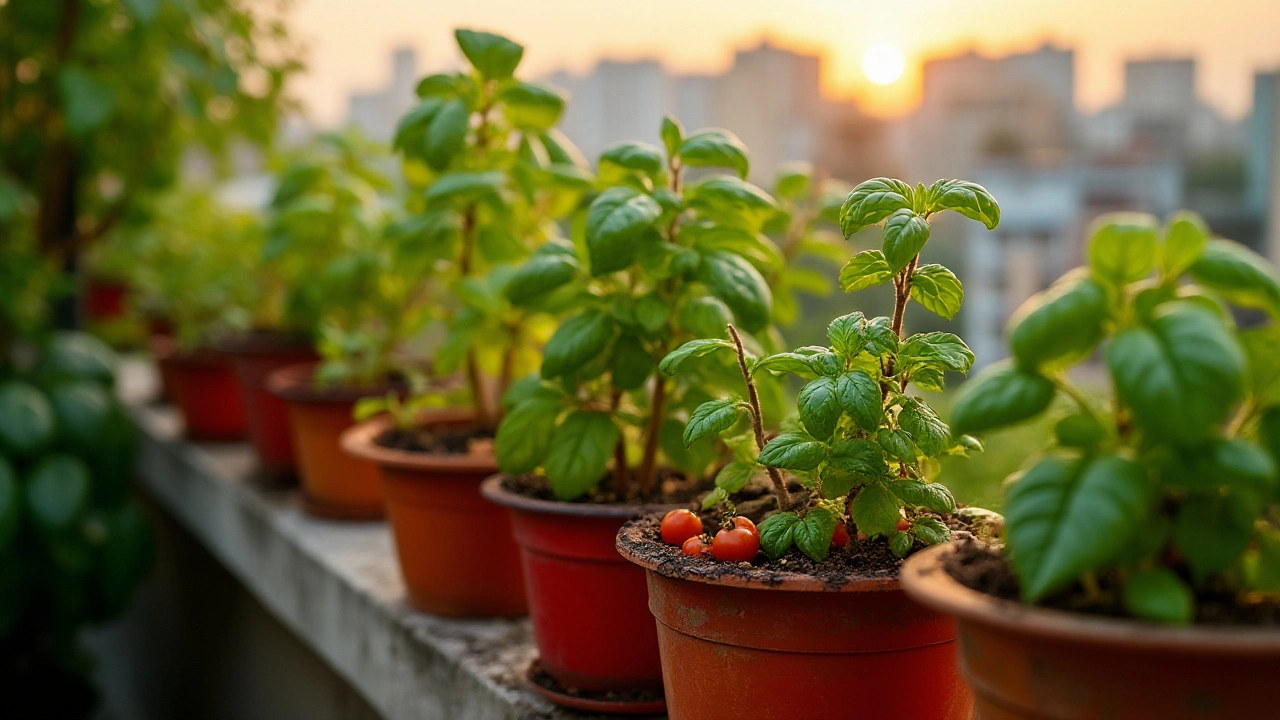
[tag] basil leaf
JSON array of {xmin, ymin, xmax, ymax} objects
[
  {"xmin": 455, "ymin": 29, "xmax": 524, "ymax": 79},
  {"xmin": 891, "ymin": 480, "xmax": 957, "ymax": 514},
  {"xmin": 925, "ymin": 179, "xmax": 1000, "ymax": 229},
  {"xmin": 881, "ymin": 208, "xmax": 931, "ymax": 273},
  {"xmin": 1122, "ymin": 568, "xmax": 1194, "ymax": 624},
  {"xmin": 836, "ymin": 370, "xmax": 882, "ymax": 431},
  {"xmin": 949, "ymin": 361, "xmax": 1056, "ymax": 436},
  {"xmin": 1088, "ymin": 212, "xmax": 1158, "ymax": 286},
  {"xmin": 797, "ymin": 377, "xmax": 841, "ymax": 440},
  {"xmin": 1188, "ymin": 239, "xmax": 1280, "ymax": 317},
  {"xmin": 1159, "ymin": 210, "xmax": 1208, "ymax": 280},
  {"xmin": 541, "ymin": 310, "xmax": 616, "ymax": 379},
  {"xmin": 585, "ymin": 186, "xmax": 662, "ymax": 275},
  {"xmin": 542, "ymin": 412, "xmax": 620, "ymax": 500},
  {"xmin": 659, "ymin": 339, "xmax": 735, "ymax": 375},
  {"xmin": 897, "ymin": 397, "xmax": 951, "ymax": 457},
  {"xmin": 494, "ymin": 397, "xmax": 563, "ymax": 474},
  {"xmin": 758, "ymin": 432, "xmax": 828, "ymax": 471},
  {"xmin": 839, "ymin": 178, "xmax": 913, "ymax": 237},
  {"xmin": 679, "ymin": 129, "xmax": 750, "ymax": 179},
  {"xmin": 759, "ymin": 511, "xmax": 801, "ymax": 559},
  {"xmin": 794, "ymin": 506, "xmax": 838, "ymax": 562},
  {"xmin": 1009, "ymin": 274, "xmax": 1110, "ymax": 371},
  {"xmin": 698, "ymin": 251, "xmax": 773, "ymax": 333},
  {"xmin": 910, "ymin": 264, "xmax": 964, "ymax": 320},
  {"xmin": 850, "ymin": 481, "xmax": 903, "ymax": 538},
  {"xmin": 684, "ymin": 399, "xmax": 745, "ymax": 447}
]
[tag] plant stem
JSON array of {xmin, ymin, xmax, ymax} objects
[
  {"xmin": 610, "ymin": 387, "xmax": 631, "ymax": 498},
  {"xmin": 882, "ymin": 255, "xmax": 919, "ymax": 398},
  {"xmin": 728, "ymin": 324, "xmax": 792, "ymax": 511},
  {"xmin": 636, "ymin": 347, "xmax": 667, "ymax": 492},
  {"xmin": 459, "ymin": 203, "xmax": 492, "ymax": 429}
]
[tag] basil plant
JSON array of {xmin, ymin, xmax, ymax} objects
[
  {"xmin": 662, "ymin": 178, "xmax": 1002, "ymax": 562},
  {"xmin": 389, "ymin": 29, "xmax": 593, "ymax": 431},
  {"xmin": 762, "ymin": 163, "xmax": 852, "ymax": 328},
  {"xmin": 952, "ymin": 212, "xmax": 1280, "ymax": 623},
  {"xmin": 494, "ymin": 114, "xmax": 791, "ymax": 501}
]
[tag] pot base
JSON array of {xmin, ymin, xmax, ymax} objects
[
  {"xmin": 300, "ymin": 494, "xmax": 384, "ymax": 521},
  {"xmin": 526, "ymin": 661, "xmax": 666, "ymax": 716}
]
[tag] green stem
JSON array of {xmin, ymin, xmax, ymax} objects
[{"xmin": 728, "ymin": 324, "xmax": 792, "ymax": 511}]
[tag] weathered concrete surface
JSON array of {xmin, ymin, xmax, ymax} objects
[{"xmin": 119, "ymin": 361, "xmax": 646, "ymax": 720}]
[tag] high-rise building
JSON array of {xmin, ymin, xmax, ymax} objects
[{"xmin": 1249, "ymin": 71, "xmax": 1280, "ymax": 218}]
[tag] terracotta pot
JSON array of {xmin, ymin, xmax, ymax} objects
[
  {"xmin": 267, "ymin": 363, "xmax": 386, "ymax": 520},
  {"xmin": 482, "ymin": 477, "xmax": 677, "ymax": 696},
  {"xmin": 151, "ymin": 337, "xmax": 246, "ymax": 441},
  {"xmin": 617, "ymin": 522, "xmax": 971, "ymax": 720},
  {"xmin": 218, "ymin": 331, "xmax": 317, "ymax": 478},
  {"xmin": 342, "ymin": 415, "xmax": 526, "ymax": 617},
  {"xmin": 82, "ymin": 277, "xmax": 128, "ymax": 323},
  {"xmin": 902, "ymin": 542, "xmax": 1280, "ymax": 720}
]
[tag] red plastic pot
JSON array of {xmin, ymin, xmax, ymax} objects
[
  {"xmin": 151, "ymin": 337, "xmax": 246, "ymax": 441},
  {"xmin": 82, "ymin": 277, "xmax": 129, "ymax": 323},
  {"xmin": 617, "ymin": 521, "xmax": 972, "ymax": 720},
  {"xmin": 902, "ymin": 542, "xmax": 1280, "ymax": 720},
  {"xmin": 218, "ymin": 331, "xmax": 317, "ymax": 478},
  {"xmin": 342, "ymin": 415, "xmax": 526, "ymax": 617},
  {"xmin": 482, "ymin": 477, "xmax": 676, "ymax": 697},
  {"xmin": 267, "ymin": 363, "xmax": 387, "ymax": 520}
]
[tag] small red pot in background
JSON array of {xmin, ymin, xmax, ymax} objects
[
  {"xmin": 81, "ymin": 277, "xmax": 129, "ymax": 324},
  {"xmin": 151, "ymin": 336, "xmax": 246, "ymax": 442},
  {"xmin": 218, "ymin": 331, "xmax": 317, "ymax": 479}
]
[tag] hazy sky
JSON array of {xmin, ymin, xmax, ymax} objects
[{"xmin": 289, "ymin": 0, "xmax": 1280, "ymax": 125}]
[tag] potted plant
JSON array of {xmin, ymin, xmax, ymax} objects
[
  {"xmin": 902, "ymin": 211, "xmax": 1280, "ymax": 719},
  {"xmin": 341, "ymin": 29, "xmax": 592, "ymax": 615},
  {"xmin": 614, "ymin": 177, "xmax": 1003, "ymax": 719},
  {"xmin": 480, "ymin": 112, "xmax": 796, "ymax": 712}
]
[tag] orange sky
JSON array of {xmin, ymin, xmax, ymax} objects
[{"xmin": 289, "ymin": 0, "xmax": 1280, "ymax": 124}]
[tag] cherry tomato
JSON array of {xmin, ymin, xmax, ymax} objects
[
  {"xmin": 831, "ymin": 521, "xmax": 850, "ymax": 548},
  {"xmin": 897, "ymin": 517, "xmax": 911, "ymax": 532},
  {"xmin": 682, "ymin": 535, "xmax": 712, "ymax": 557},
  {"xmin": 661, "ymin": 509, "xmax": 704, "ymax": 546},
  {"xmin": 856, "ymin": 531, "xmax": 868, "ymax": 542},
  {"xmin": 730, "ymin": 516, "xmax": 758, "ymax": 539},
  {"xmin": 711, "ymin": 527, "xmax": 760, "ymax": 563}
]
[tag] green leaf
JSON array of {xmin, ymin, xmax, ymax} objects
[
  {"xmin": 823, "ymin": 439, "xmax": 887, "ymax": 498},
  {"xmin": 685, "ymin": 225, "xmax": 784, "ymax": 273},
  {"xmin": 0, "ymin": 458, "xmax": 19, "ymax": 552},
  {"xmin": 659, "ymin": 339, "xmax": 735, "ymax": 375},
  {"xmin": 839, "ymin": 250, "xmax": 894, "ymax": 292},
  {"xmin": 25, "ymin": 455, "xmax": 91, "ymax": 533},
  {"xmin": 751, "ymin": 353, "xmax": 817, "ymax": 378},
  {"xmin": 686, "ymin": 177, "xmax": 779, "ymax": 233},
  {"xmin": 794, "ymin": 506, "xmax": 838, "ymax": 561},
  {"xmin": 891, "ymin": 481, "xmax": 957, "ymax": 514},
  {"xmin": 698, "ymin": 251, "xmax": 772, "ymax": 333},
  {"xmin": 684, "ymin": 399, "xmax": 745, "ymax": 446},
  {"xmin": 881, "ymin": 209, "xmax": 931, "ymax": 273},
  {"xmin": 660, "ymin": 114, "xmax": 685, "ymax": 159},
  {"xmin": 424, "ymin": 99, "xmax": 471, "ymax": 171},
  {"xmin": 1054, "ymin": 413, "xmax": 1108, "ymax": 450},
  {"xmin": 1108, "ymin": 303, "xmax": 1245, "ymax": 443},
  {"xmin": 494, "ymin": 398, "xmax": 562, "ymax": 474},
  {"xmin": 677, "ymin": 296, "xmax": 734, "ymax": 340},
  {"xmin": 635, "ymin": 293, "xmax": 673, "ymax": 335},
  {"xmin": 851, "ymin": 482, "xmax": 903, "ymax": 538},
  {"xmin": 1173, "ymin": 490, "xmax": 1258, "ymax": 584},
  {"xmin": 542, "ymin": 412, "xmax": 620, "ymax": 500},
  {"xmin": 797, "ymin": 378, "xmax": 841, "ymax": 440},
  {"xmin": 1123, "ymin": 569, "xmax": 1194, "ymax": 624},
  {"xmin": 910, "ymin": 516, "xmax": 951, "ymax": 546},
  {"xmin": 415, "ymin": 73, "xmax": 458, "ymax": 99},
  {"xmin": 600, "ymin": 141, "xmax": 665, "ymax": 179},
  {"xmin": 839, "ymin": 178, "xmax": 913, "ymax": 237},
  {"xmin": 1159, "ymin": 211, "xmax": 1209, "ymax": 280},
  {"xmin": 910, "ymin": 264, "xmax": 964, "ymax": 320},
  {"xmin": 610, "ymin": 334, "xmax": 654, "ymax": 391},
  {"xmin": 1188, "ymin": 239, "xmax": 1280, "ymax": 316},
  {"xmin": 898, "ymin": 332, "xmax": 975, "ymax": 376},
  {"xmin": 758, "ymin": 432, "xmax": 828, "ymax": 471},
  {"xmin": 505, "ymin": 240, "xmax": 579, "ymax": 305},
  {"xmin": 48, "ymin": 382, "xmax": 111, "ymax": 454},
  {"xmin": 500, "ymin": 81, "xmax": 566, "ymax": 131},
  {"xmin": 1009, "ymin": 274, "xmax": 1110, "ymax": 371},
  {"xmin": 1005, "ymin": 455, "xmax": 1148, "ymax": 601},
  {"xmin": 424, "ymin": 170, "xmax": 505, "ymax": 204},
  {"xmin": 1088, "ymin": 212, "xmax": 1159, "ymax": 286},
  {"xmin": 877, "ymin": 428, "xmax": 917, "ymax": 463},
  {"xmin": 862, "ymin": 317, "xmax": 900, "ymax": 357},
  {"xmin": 759, "ymin": 512, "xmax": 801, "ymax": 559},
  {"xmin": 586, "ymin": 187, "xmax": 663, "ymax": 275},
  {"xmin": 541, "ymin": 310, "xmax": 616, "ymax": 379},
  {"xmin": 827, "ymin": 312, "xmax": 866, "ymax": 357},
  {"xmin": 925, "ymin": 179, "xmax": 1000, "ymax": 229},
  {"xmin": 715, "ymin": 461, "xmax": 760, "ymax": 494},
  {"xmin": 889, "ymin": 531, "xmax": 915, "ymax": 558},
  {"xmin": 1242, "ymin": 325, "xmax": 1280, "ymax": 406},
  {"xmin": 949, "ymin": 361, "xmax": 1056, "ymax": 435},
  {"xmin": 42, "ymin": 332, "xmax": 115, "ymax": 386},
  {"xmin": 679, "ymin": 129, "xmax": 750, "ymax": 178},
  {"xmin": 774, "ymin": 163, "xmax": 811, "ymax": 200},
  {"xmin": 455, "ymin": 29, "xmax": 524, "ymax": 79},
  {"xmin": 836, "ymin": 370, "xmax": 882, "ymax": 431},
  {"xmin": 58, "ymin": 67, "xmax": 115, "ymax": 137},
  {"xmin": 897, "ymin": 398, "xmax": 951, "ymax": 457},
  {"xmin": 0, "ymin": 382, "xmax": 55, "ymax": 458}
]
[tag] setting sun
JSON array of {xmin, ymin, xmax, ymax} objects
[{"xmin": 862, "ymin": 43, "xmax": 906, "ymax": 86}]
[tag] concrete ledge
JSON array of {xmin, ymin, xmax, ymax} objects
[{"xmin": 120, "ymin": 362, "xmax": 626, "ymax": 720}]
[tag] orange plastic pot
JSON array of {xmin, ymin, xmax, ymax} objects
[
  {"xmin": 617, "ymin": 522, "xmax": 971, "ymax": 720},
  {"xmin": 342, "ymin": 415, "xmax": 526, "ymax": 617},
  {"xmin": 151, "ymin": 338, "xmax": 246, "ymax": 442},
  {"xmin": 267, "ymin": 363, "xmax": 386, "ymax": 520},
  {"xmin": 482, "ymin": 477, "xmax": 677, "ymax": 696},
  {"xmin": 218, "ymin": 332, "xmax": 317, "ymax": 478},
  {"xmin": 902, "ymin": 543, "xmax": 1280, "ymax": 720}
]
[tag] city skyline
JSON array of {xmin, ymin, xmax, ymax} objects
[{"xmin": 290, "ymin": 0, "xmax": 1280, "ymax": 125}]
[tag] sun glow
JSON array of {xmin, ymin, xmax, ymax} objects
[{"xmin": 862, "ymin": 43, "xmax": 906, "ymax": 86}]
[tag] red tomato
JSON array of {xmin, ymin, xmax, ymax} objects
[
  {"xmin": 831, "ymin": 521, "xmax": 850, "ymax": 548},
  {"xmin": 730, "ymin": 516, "xmax": 758, "ymax": 539},
  {"xmin": 681, "ymin": 535, "xmax": 712, "ymax": 557},
  {"xmin": 897, "ymin": 517, "xmax": 911, "ymax": 532},
  {"xmin": 711, "ymin": 527, "xmax": 760, "ymax": 563},
  {"xmin": 661, "ymin": 509, "xmax": 704, "ymax": 546}
]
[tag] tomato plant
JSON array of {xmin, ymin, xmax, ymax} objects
[{"xmin": 951, "ymin": 211, "xmax": 1280, "ymax": 623}]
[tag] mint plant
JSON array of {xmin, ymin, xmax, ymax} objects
[
  {"xmin": 662, "ymin": 178, "xmax": 1001, "ymax": 562},
  {"xmin": 951, "ymin": 212, "xmax": 1280, "ymax": 623},
  {"xmin": 390, "ymin": 29, "xmax": 592, "ymax": 432},
  {"xmin": 494, "ymin": 115, "xmax": 785, "ymax": 500}
]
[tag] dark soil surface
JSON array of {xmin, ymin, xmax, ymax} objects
[
  {"xmin": 376, "ymin": 423, "xmax": 494, "ymax": 455},
  {"xmin": 617, "ymin": 509, "xmax": 974, "ymax": 590},
  {"xmin": 945, "ymin": 539, "xmax": 1280, "ymax": 627},
  {"xmin": 501, "ymin": 469, "xmax": 707, "ymax": 506},
  {"xmin": 526, "ymin": 660, "xmax": 665, "ymax": 708}
]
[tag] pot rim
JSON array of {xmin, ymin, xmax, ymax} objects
[
  {"xmin": 214, "ymin": 329, "xmax": 315, "ymax": 357},
  {"xmin": 149, "ymin": 336, "xmax": 225, "ymax": 367},
  {"xmin": 266, "ymin": 362, "xmax": 391, "ymax": 404},
  {"xmin": 480, "ymin": 474, "xmax": 683, "ymax": 519},
  {"xmin": 341, "ymin": 413, "xmax": 499, "ymax": 473},
  {"xmin": 615, "ymin": 516, "xmax": 901, "ymax": 593},
  {"xmin": 901, "ymin": 542, "xmax": 1280, "ymax": 654}
]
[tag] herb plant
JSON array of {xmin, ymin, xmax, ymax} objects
[
  {"xmin": 951, "ymin": 212, "xmax": 1280, "ymax": 623},
  {"xmin": 494, "ymin": 115, "xmax": 785, "ymax": 500},
  {"xmin": 762, "ymin": 163, "xmax": 851, "ymax": 329},
  {"xmin": 661, "ymin": 178, "xmax": 1001, "ymax": 562}
]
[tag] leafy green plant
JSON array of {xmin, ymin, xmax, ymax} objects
[
  {"xmin": 494, "ymin": 114, "xmax": 788, "ymax": 500},
  {"xmin": 389, "ymin": 29, "xmax": 593, "ymax": 431},
  {"xmin": 762, "ymin": 163, "xmax": 851, "ymax": 329},
  {"xmin": 952, "ymin": 211, "xmax": 1280, "ymax": 623},
  {"xmin": 662, "ymin": 178, "xmax": 1001, "ymax": 562}
]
